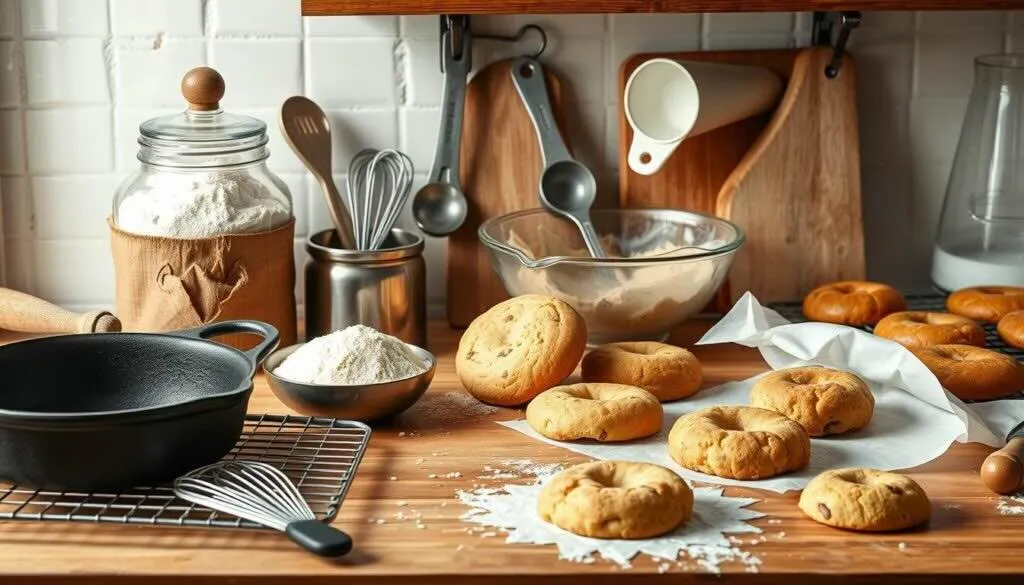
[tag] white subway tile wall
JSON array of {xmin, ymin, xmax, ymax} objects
[{"xmin": 0, "ymin": 1, "xmax": 1018, "ymax": 310}]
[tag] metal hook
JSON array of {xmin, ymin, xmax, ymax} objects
[
  {"xmin": 812, "ymin": 11, "xmax": 861, "ymax": 79},
  {"xmin": 439, "ymin": 14, "xmax": 470, "ymax": 71},
  {"xmin": 475, "ymin": 24, "xmax": 548, "ymax": 59}
]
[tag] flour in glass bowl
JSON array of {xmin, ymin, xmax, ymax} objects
[
  {"xmin": 274, "ymin": 325, "xmax": 428, "ymax": 385},
  {"xmin": 115, "ymin": 170, "xmax": 291, "ymax": 238}
]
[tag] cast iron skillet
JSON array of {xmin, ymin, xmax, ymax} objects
[{"xmin": 0, "ymin": 320, "xmax": 278, "ymax": 491}]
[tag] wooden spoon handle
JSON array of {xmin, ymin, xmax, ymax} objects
[
  {"xmin": 982, "ymin": 436, "xmax": 1024, "ymax": 495},
  {"xmin": 0, "ymin": 287, "xmax": 121, "ymax": 334}
]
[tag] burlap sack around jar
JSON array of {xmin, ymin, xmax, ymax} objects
[{"xmin": 108, "ymin": 216, "xmax": 297, "ymax": 349}]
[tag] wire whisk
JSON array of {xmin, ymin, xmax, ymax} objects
[
  {"xmin": 344, "ymin": 148, "xmax": 415, "ymax": 251},
  {"xmin": 173, "ymin": 460, "xmax": 353, "ymax": 557}
]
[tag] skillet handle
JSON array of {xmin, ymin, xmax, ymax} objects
[{"xmin": 172, "ymin": 321, "xmax": 280, "ymax": 369}]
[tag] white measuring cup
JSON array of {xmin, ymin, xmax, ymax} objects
[{"xmin": 624, "ymin": 58, "xmax": 784, "ymax": 176}]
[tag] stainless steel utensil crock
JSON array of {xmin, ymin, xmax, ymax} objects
[{"xmin": 304, "ymin": 228, "xmax": 426, "ymax": 346}]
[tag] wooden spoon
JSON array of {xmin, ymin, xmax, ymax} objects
[
  {"xmin": 279, "ymin": 95, "xmax": 356, "ymax": 250},
  {"xmin": 0, "ymin": 287, "xmax": 121, "ymax": 334}
]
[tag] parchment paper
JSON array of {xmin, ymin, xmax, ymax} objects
[{"xmin": 501, "ymin": 292, "xmax": 1024, "ymax": 493}]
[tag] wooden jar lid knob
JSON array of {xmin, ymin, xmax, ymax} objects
[{"xmin": 181, "ymin": 67, "xmax": 225, "ymax": 111}]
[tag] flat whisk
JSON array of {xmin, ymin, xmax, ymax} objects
[{"xmin": 173, "ymin": 460, "xmax": 353, "ymax": 557}]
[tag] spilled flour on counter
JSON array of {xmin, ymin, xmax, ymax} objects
[
  {"xmin": 997, "ymin": 493, "xmax": 1024, "ymax": 515},
  {"xmin": 455, "ymin": 460, "xmax": 764, "ymax": 572},
  {"xmin": 397, "ymin": 391, "xmax": 499, "ymax": 427}
]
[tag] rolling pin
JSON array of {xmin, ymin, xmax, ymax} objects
[
  {"xmin": 0, "ymin": 287, "xmax": 121, "ymax": 334},
  {"xmin": 982, "ymin": 421, "xmax": 1024, "ymax": 494}
]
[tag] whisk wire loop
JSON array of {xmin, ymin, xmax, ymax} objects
[
  {"xmin": 174, "ymin": 461, "xmax": 318, "ymax": 534},
  {"xmin": 344, "ymin": 148, "xmax": 414, "ymax": 251}
]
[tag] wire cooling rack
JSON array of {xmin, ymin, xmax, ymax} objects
[
  {"xmin": 0, "ymin": 414, "xmax": 371, "ymax": 528},
  {"xmin": 767, "ymin": 287, "xmax": 1024, "ymax": 360}
]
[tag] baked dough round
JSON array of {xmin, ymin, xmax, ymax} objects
[
  {"xmin": 456, "ymin": 294, "xmax": 587, "ymax": 406},
  {"xmin": 749, "ymin": 366, "xmax": 874, "ymax": 437},
  {"xmin": 538, "ymin": 460, "xmax": 693, "ymax": 539},
  {"xmin": 581, "ymin": 341, "xmax": 703, "ymax": 402},
  {"xmin": 667, "ymin": 405, "xmax": 810, "ymax": 480},
  {"xmin": 798, "ymin": 468, "xmax": 931, "ymax": 532},
  {"xmin": 525, "ymin": 383, "xmax": 663, "ymax": 442},
  {"xmin": 947, "ymin": 286, "xmax": 1024, "ymax": 323},
  {"xmin": 802, "ymin": 281, "xmax": 907, "ymax": 326},
  {"xmin": 910, "ymin": 344, "xmax": 1024, "ymax": 400},
  {"xmin": 874, "ymin": 311, "xmax": 985, "ymax": 348},
  {"xmin": 998, "ymin": 310, "xmax": 1024, "ymax": 349}
]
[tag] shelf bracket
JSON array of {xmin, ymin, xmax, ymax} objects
[{"xmin": 812, "ymin": 11, "xmax": 861, "ymax": 79}]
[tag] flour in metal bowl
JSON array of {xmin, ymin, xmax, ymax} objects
[{"xmin": 273, "ymin": 325, "xmax": 427, "ymax": 385}]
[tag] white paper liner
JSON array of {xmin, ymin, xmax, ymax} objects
[
  {"xmin": 501, "ymin": 292, "xmax": 1024, "ymax": 493},
  {"xmin": 456, "ymin": 460, "xmax": 763, "ymax": 572}
]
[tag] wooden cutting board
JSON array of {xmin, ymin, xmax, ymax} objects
[
  {"xmin": 446, "ymin": 59, "xmax": 571, "ymax": 328},
  {"xmin": 618, "ymin": 47, "xmax": 865, "ymax": 306},
  {"xmin": 718, "ymin": 48, "xmax": 865, "ymax": 303}
]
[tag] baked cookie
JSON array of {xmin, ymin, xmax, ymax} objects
[
  {"xmin": 947, "ymin": 286, "xmax": 1024, "ymax": 323},
  {"xmin": 874, "ymin": 311, "xmax": 985, "ymax": 348},
  {"xmin": 526, "ymin": 383, "xmax": 662, "ymax": 442},
  {"xmin": 749, "ymin": 366, "xmax": 874, "ymax": 437},
  {"xmin": 581, "ymin": 341, "xmax": 703, "ymax": 402},
  {"xmin": 910, "ymin": 344, "xmax": 1024, "ymax": 401},
  {"xmin": 538, "ymin": 460, "xmax": 693, "ymax": 539},
  {"xmin": 798, "ymin": 468, "xmax": 931, "ymax": 532},
  {"xmin": 456, "ymin": 295, "xmax": 587, "ymax": 406},
  {"xmin": 803, "ymin": 281, "xmax": 906, "ymax": 326},
  {"xmin": 667, "ymin": 405, "xmax": 810, "ymax": 480}
]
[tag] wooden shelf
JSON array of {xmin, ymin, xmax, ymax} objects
[{"xmin": 303, "ymin": 0, "xmax": 1021, "ymax": 16}]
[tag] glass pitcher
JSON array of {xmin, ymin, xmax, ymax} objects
[{"xmin": 932, "ymin": 54, "xmax": 1024, "ymax": 291}]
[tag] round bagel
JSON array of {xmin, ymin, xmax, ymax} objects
[
  {"xmin": 947, "ymin": 286, "xmax": 1024, "ymax": 323},
  {"xmin": 581, "ymin": 341, "xmax": 702, "ymax": 401},
  {"xmin": 802, "ymin": 281, "xmax": 906, "ymax": 326},
  {"xmin": 525, "ymin": 383, "xmax": 662, "ymax": 442},
  {"xmin": 667, "ymin": 405, "xmax": 810, "ymax": 480},
  {"xmin": 998, "ymin": 310, "xmax": 1024, "ymax": 349},
  {"xmin": 798, "ymin": 468, "xmax": 931, "ymax": 532},
  {"xmin": 873, "ymin": 311, "xmax": 985, "ymax": 348},
  {"xmin": 538, "ymin": 460, "xmax": 693, "ymax": 539},
  {"xmin": 749, "ymin": 366, "xmax": 874, "ymax": 437},
  {"xmin": 456, "ymin": 294, "xmax": 587, "ymax": 406},
  {"xmin": 910, "ymin": 344, "xmax": 1024, "ymax": 400}
]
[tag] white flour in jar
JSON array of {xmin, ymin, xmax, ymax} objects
[
  {"xmin": 116, "ymin": 170, "xmax": 290, "ymax": 238},
  {"xmin": 274, "ymin": 325, "xmax": 427, "ymax": 385}
]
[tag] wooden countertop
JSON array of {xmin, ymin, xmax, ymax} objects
[{"xmin": 0, "ymin": 321, "xmax": 1022, "ymax": 584}]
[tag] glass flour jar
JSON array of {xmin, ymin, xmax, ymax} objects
[
  {"xmin": 108, "ymin": 66, "xmax": 297, "ymax": 348},
  {"xmin": 112, "ymin": 67, "xmax": 292, "ymax": 238}
]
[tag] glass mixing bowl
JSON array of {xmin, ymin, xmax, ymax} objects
[{"xmin": 479, "ymin": 208, "xmax": 745, "ymax": 345}]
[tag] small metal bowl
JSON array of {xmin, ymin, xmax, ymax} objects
[{"xmin": 262, "ymin": 343, "xmax": 436, "ymax": 422}]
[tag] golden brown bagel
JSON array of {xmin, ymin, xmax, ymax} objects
[
  {"xmin": 798, "ymin": 468, "xmax": 931, "ymax": 532},
  {"xmin": 581, "ymin": 341, "xmax": 702, "ymax": 402},
  {"xmin": 750, "ymin": 366, "xmax": 874, "ymax": 437},
  {"xmin": 538, "ymin": 460, "xmax": 693, "ymax": 539},
  {"xmin": 803, "ymin": 281, "xmax": 906, "ymax": 326},
  {"xmin": 910, "ymin": 344, "xmax": 1024, "ymax": 400},
  {"xmin": 873, "ymin": 311, "xmax": 985, "ymax": 348},
  {"xmin": 667, "ymin": 405, "xmax": 810, "ymax": 480},
  {"xmin": 947, "ymin": 286, "xmax": 1024, "ymax": 323},
  {"xmin": 998, "ymin": 310, "xmax": 1024, "ymax": 349},
  {"xmin": 525, "ymin": 383, "xmax": 663, "ymax": 442}
]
